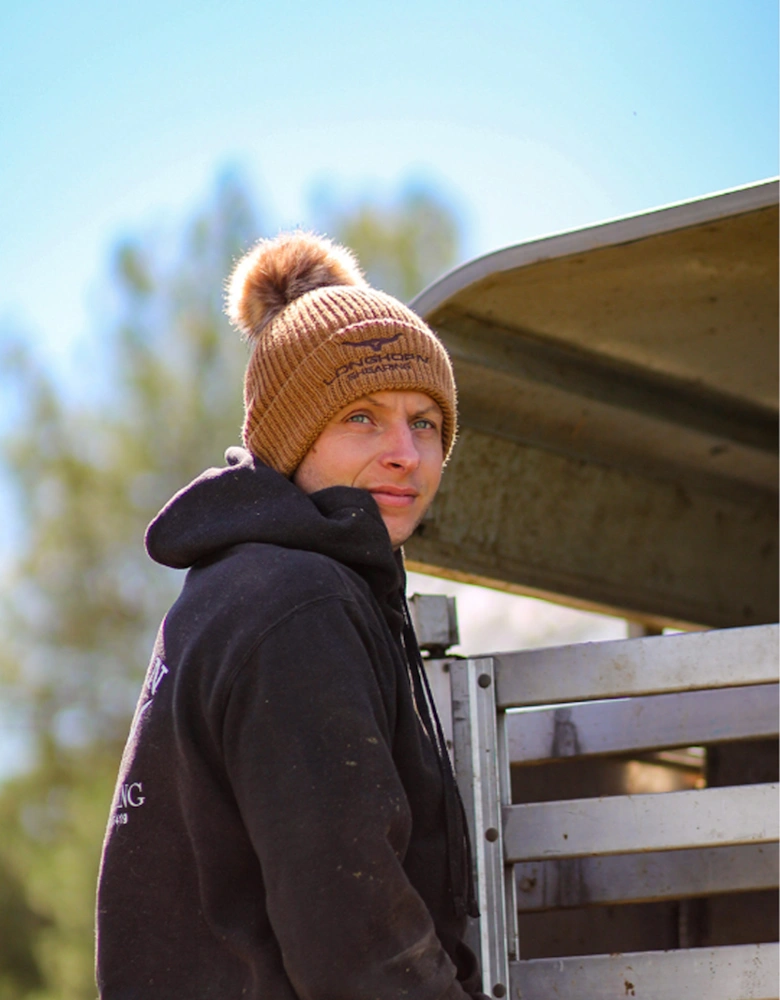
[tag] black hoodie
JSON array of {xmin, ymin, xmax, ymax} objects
[{"xmin": 96, "ymin": 447, "xmax": 485, "ymax": 999}]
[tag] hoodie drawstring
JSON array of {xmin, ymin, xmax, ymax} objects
[{"xmin": 401, "ymin": 597, "xmax": 480, "ymax": 921}]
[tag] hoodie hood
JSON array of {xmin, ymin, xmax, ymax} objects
[{"xmin": 146, "ymin": 446, "xmax": 404, "ymax": 630}]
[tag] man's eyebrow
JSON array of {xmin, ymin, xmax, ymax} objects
[
  {"xmin": 410, "ymin": 401, "xmax": 443, "ymax": 418},
  {"xmin": 361, "ymin": 395, "xmax": 442, "ymax": 417}
]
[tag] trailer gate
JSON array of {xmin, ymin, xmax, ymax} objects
[{"xmin": 449, "ymin": 624, "xmax": 780, "ymax": 1000}]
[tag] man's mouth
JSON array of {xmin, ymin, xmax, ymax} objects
[{"xmin": 368, "ymin": 486, "xmax": 418, "ymax": 508}]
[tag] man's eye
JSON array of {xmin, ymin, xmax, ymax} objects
[
  {"xmin": 346, "ymin": 413, "xmax": 371, "ymax": 424},
  {"xmin": 411, "ymin": 418, "xmax": 436, "ymax": 431}
]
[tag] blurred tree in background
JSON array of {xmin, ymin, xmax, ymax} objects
[
  {"xmin": 0, "ymin": 171, "xmax": 462, "ymax": 998},
  {"xmin": 316, "ymin": 181, "xmax": 460, "ymax": 301}
]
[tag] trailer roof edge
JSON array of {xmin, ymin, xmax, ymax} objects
[{"xmin": 411, "ymin": 178, "xmax": 779, "ymax": 318}]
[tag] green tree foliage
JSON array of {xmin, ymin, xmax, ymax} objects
[
  {"xmin": 0, "ymin": 171, "xmax": 462, "ymax": 998},
  {"xmin": 2, "ymin": 171, "xmax": 258, "ymax": 756},
  {"xmin": 316, "ymin": 181, "xmax": 461, "ymax": 301},
  {"xmin": 0, "ymin": 850, "xmax": 49, "ymax": 998},
  {"xmin": 0, "ymin": 749, "xmax": 117, "ymax": 999}
]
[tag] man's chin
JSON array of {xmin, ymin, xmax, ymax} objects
[{"xmin": 383, "ymin": 515, "xmax": 423, "ymax": 551}]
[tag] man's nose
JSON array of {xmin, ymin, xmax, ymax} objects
[{"xmin": 382, "ymin": 422, "xmax": 420, "ymax": 472}]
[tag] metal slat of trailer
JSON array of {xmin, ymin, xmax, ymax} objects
[
  {"xmin": 450, "ymin": 658, "xmax": 514, "ymax": 998},
  {"xmin": 509, "ymin": 943, "xmax": 780, "ymax": 1000},
  {"xmin": 503, "ymin": 783, "xmax": 778, "ymax": 863},
  {"xmin": 495, "ymin": 624, "xmax": 779, "ymax": 709},
  {"xmin": 514, "ymin": 843, "xmax": 779, "ymax": 911},
  {"xmin": 506, "ymin": 682, "xmax": 779, "ymax": 763}
]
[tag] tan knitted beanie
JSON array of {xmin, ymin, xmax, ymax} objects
[{"xmin": 226, "ymin": 231, "xmax": 457, "ymax": 477}]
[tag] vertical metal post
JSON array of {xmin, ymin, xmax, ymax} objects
[
  {"xmin": 497, "ymin": 706, "xmax": 519, "ymax": 963},
  {"xmin": 450, "ymin": 658, "xmax": 511, "ymax": 999}
]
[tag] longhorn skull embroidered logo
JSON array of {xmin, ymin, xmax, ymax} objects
[{"xmin": 339, "ymin": 331, "xmax": 404, "ymax": 351}]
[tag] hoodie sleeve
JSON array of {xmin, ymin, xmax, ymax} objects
[{"xmin": 221, "ymin": 592, "xmax": 479, "ymax": 1000}]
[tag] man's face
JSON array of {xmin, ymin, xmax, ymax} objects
[{"xmin": 293, "ymin": 390, "xmax": 445, "ymax": 548}]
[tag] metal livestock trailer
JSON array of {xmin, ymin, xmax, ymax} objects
[{"xmin": 406, "ymin": 180, "xmax": 779, "ymax": 999}]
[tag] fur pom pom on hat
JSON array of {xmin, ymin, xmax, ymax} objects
[
  {"xmin": 227, "ymin": 232, "xmax": 368, "ymax": 339},
  {"xmin": 226, "ymin": 231, "xmax": 457, "ymax": 477}
]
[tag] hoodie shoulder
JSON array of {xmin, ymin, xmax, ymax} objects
[
  {"xmin": 205, "ymin": 540, "xmax": 363, "ymax": 610},
  {"xmin": 164, "ymin": 541, "xmax": 388, "ymax": 698}
]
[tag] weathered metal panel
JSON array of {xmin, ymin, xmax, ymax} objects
[
  {"xmin": 509, "ymin": 942, "xmax": 779, "ymax": 1000},
  {"xmin": 406, "ymin": 429, "xmax": 778, "ymax": 629},
  {"xmin": 503, "ymin": 783, "xmax": 779, "ymax": 863},
  {"xmin": 422, "ymin": 658, "xmax": 454, "ymax": 751},
  {"xmin": 514, "ymin": 844, "xmax": 779, "ymax": 911},
  {"xmin": 408, "ymin": 185, "xmax": 778, "ymax": 626},
  {"xmin": 505, "ymin": 683, "xmax": 779, "ymax": 763},
  {"xmin": 497, "ymin": 712, "xmax": 519, "ymax": 967},
  {"xmin": 407, "ymin": 594, "xmax": 459, "ymax": 655},
  {"xmin": 493, "ymin": 625, "xmax": 779, "ymax": 709},
  {"xmin": 434, "ymin": 312, "xmax": 776, "ymax": 499},
  {"xmin": 414, "ymin": 183, "xmax": 779, "ymax": 411}
]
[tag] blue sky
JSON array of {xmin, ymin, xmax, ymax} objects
[{"xmin": 1, "ymin": 0, "xmax": 777, "ymax": 368}]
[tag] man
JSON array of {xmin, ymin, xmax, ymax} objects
[{"xmin": 96, "ymin": 232, "xmax": 485, "ymax": 999}]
